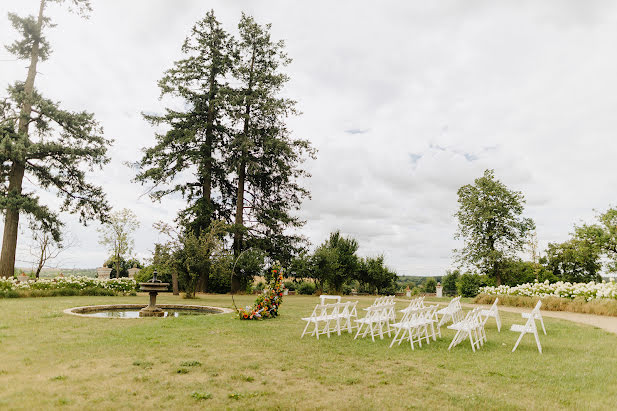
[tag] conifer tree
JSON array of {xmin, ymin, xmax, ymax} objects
[
  {"xmin": 0, "ymin": 0, "xmax": 110, "ymax": 278},
  {"xmin": 134, "ymin": 10, "xmax": 233, "ymax": 290},
  {"xmin": 227, "ymin": 15, "xmax": 315, "ymax": 291}
]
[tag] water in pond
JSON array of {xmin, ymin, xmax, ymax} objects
[{"xmin": 82, "ymin": 309, "xmax": 214, "ymax": 318}]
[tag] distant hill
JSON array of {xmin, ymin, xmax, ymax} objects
[{"xmin": 16, "ymin": 267, "xmax": 97, "ymax": 278}]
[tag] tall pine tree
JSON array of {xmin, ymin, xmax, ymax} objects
[
  {"xmin": 134, "ymin": 10, "xmax": 233, "ymax": 291},
  {"xmin": 228, "ymin": 15, "xmax": 315, "ymax": 291},
  {"xmin": 0, "ymin": 0, "xmax": 110, "ymax": 278}
]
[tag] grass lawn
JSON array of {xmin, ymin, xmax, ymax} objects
[{"xmin": 0, "ymin": 294, "xmax": 616, "ymax": 410}]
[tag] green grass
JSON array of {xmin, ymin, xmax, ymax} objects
[{"xmin": 0, "ymin": 294, "xmax": 616, "ymax": 409}]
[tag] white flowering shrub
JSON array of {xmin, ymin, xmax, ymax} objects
[
  {"xmin": 480, "ymin": 279, "xmax": 617, "ymax": 302},
  {"xmin": 0, "ymin": 276, "xmax": 137, "ymax": 294}
]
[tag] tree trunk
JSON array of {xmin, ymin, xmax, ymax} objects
[
  {"xmin": 171, "ymin": 271, "xmax": 179, "ymax": 295},
  {"xmin": 494, "ymin": 262, "xmax": 501, "ymax": 286},
  {"xmin": 231, "ymin": 158, "xmax": 246, "ymax": 293},
  {"xmin": 35, "ymin": 234, "xmax": 48, "ymax": 279},
  {"xmin": 0, "ymin": 0, "xmax": 46, "ymax": 278}
]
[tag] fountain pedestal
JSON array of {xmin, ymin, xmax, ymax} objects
[{"xmin": 139, "ymin": 280, "xmax": 169, "ymax": 317}]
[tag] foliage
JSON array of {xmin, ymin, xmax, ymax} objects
[
  {"xmin": 237, "ymin": 265, "xmax": 284, "ymax": 320},
  {"xmin": 0, "ymin": 275, "xmax": 136, "ymax": 295},
  {"xmin": 207, "ymin": 255, "xmax": 233, "ymax": 294},
  {"xmin": 544, "ymin": 239, "xmax": 602, "ymax": 283},
  {"xmin": 499, "ymin": 259, "xmax": 556, "ymax": 286},
  {"xmin": 233, "ymin": 248, "xmax": 267, "ymax": 290},
  {"xmin": 479, "ymin": 279, "xmax": 617, "ymax": 301},
  {"xmin": 134, "ymin": 11, "xmax": 233, "ymax": 238},
  {"xmin": 356, "ymin": 255, "xmax": 398, "ymax": 294},
  {"xmin": 0, "ymin": 1, "xmax": 109, "ymax": 278},
  {"xmin": 423, "ymin": 277, "xmax": 437, "ymax": 293},
  {"xmin": 154, "ymin": 220, "xmax": 229, "ymax": 297},
  {"xmin": 98, "ymin": 208, "xmax": 140, "ymax": 278},
  {"xmin": 442, "ymin": 270, "xmax": 459, "ymax": 296},
  {"xmin": 454, "ymin": 169, "xmax": 535, "ymax": 285},
  {"xmin": 296, "ymin": 281, "xmax": 316, "ymax": 295},
  {"xmin": 566, "ymin": 207, "xmax": 617, "ymax": 274},
  {"xmin": 228, "ymin": 14, "xmax": 315, "ymax": 274},
  {"xmin": 457, "ymin": 273, "xmax": 480, "ymax": 297},
  {"xmin": 474, "ymin": 293, "xmax": 617, "ymax": 317},
  {"xmin": 313, "ymin": 231, "xmax": 360, "ymax": 293}
]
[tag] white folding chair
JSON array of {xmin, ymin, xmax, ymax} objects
[
  {"xmin": 355, "ymin": 304, "xmax": 392, "ymax": 341},
  {"xmin": 336, "ymin": 301, "xmax": 358, "ymax": 334},
  {"xmin": 301, "ymin": 304, "xmax": 328, "ymax": 339},
  {"xmin": 316, "ymin": 303, "xmax": 339, "ymax": 339},
  {"xmin": 447, "ymin": 308, "xmax": 484, "ymax": 352},
  {"xmin": 480, "ymin": 298, "xmax": 502, "ymax": 332},
  {"xmin": 521, "ymin": 300, "xmax": 546, "ymax": 335},
  {"xmin": 424, "ymin": 305, "xmax": 442, "ymax": 341},
  {"xmin": 390, "ymin": 306, "xmax": 432, "ymax": 350},
  {"xmin": 511, "ymin": 301, "xmax": 543, "ymax": 353},
  {"xmin": 437, "ymin": 296, "xmax": 463, "ymax": 326}
]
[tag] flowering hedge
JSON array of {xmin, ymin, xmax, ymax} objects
[
  {"xmin": 480, "ymin": 279, "xmax": 617, "ymax": 302},
  {"xmin": 0, "ymin": 276, "xmax": 137, "ymax": 294},
  {"xmin": 238, "ymin": 266, "xmax": 284, "ymax": 320}
]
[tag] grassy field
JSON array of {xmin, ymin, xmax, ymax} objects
[{"xmin": 0, "ymin": 294, "xmax": 616, "ymax": 410}]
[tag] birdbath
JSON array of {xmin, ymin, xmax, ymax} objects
[{"xmin": 139, "ymin": 270, "xmax": 169, "ymax": 317}]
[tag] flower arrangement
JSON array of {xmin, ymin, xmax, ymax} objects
[
  {"xmin": 238, "ymin": 265, "xmax": 285, "ymax": 320},
  {"xmin": 480, "ymin": 279, "xmax": 617, "ymax": 302},
  {"xmin": 0, "ymin": 275, "xmax": 137, "ymax": 294}
]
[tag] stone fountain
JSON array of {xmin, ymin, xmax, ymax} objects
[{"xmin": 139, "ymin": 270, "xmax": 169, "ymax": 317}]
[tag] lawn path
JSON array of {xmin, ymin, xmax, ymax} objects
[{"xmin": 464, "ymin": 302, "xmax": 617, "ymax": 336}]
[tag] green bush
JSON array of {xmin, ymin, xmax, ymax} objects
[
  {"xmin": 442, "ymin": 270, "xmax": 459, "ymax": 296},
  {"xmin": 0, "ymin": 287, "xmax": 117, "ymax": 299},
  {"xmin": 423, "ymin": 278, "xmax": 437, "ymax": 293},
  {"xmin": 207, "ymin": 265, "xmax": 231, "ymax": 294},
  {"xmin": 297, "ymin": 281, "xmax": 316, "ymax": 295},
  {"xmin": 457, "ymin": 273, "xmax": 480, "ymax": 297},
  {"xmin": 284, "ymin": 281, "xmax": 297, "ymax": 291}
]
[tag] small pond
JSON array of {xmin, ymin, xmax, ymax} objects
[
  {"xmin": 80, "ymin": 309, "xmax": 215, "ymax": 318},
  {"xmin": 64, "ymin": 304, "xmax": 234, "ymax": 318}
]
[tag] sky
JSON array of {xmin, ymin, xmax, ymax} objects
[{"xmin": 2, "ymin": 0, "xmax": 617, "ymax": 275}]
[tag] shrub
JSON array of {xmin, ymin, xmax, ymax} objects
[
  {"xmin": 442, "ymin": 271, "xmax": 459, "ymax": 296},
  {"xmin": 457, "ymin": 273, "xmax": 480, "ymax": 297},
  {"xmin": 479, "ymin": 279, "xmax": 617, "ymax": 301},
  {"xmin": 207, "ymin": 265, "xmax": 231, "ymax": 294},
  {"xmin": 283, "ymin": 281, "xmax": 296, "ymax": 291},
  {"xmin": 423, "ymin": 278, "xmax": 437, "ymax": 293},
  {"xmin": 297, "ymin": 281, "xmax": 316, "ymax": 295},
  {"xmin": 474, "ymin": 293, "xmax": 617, "ymax": 317}
]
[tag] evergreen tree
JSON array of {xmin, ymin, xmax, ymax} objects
[
  {"xmin": 454, "ymin": 169, "xmax": 535, "ymax": 285},
  {"xmin": 0, "ymin": 0, "xmax": 110, "ymax": 278},
  {"xmin": 227, "ymin": 14, "xmax": 315, "ymax": 291},
  {"xmin": 134, "ymin": 11, "xmax": 233, "ymax": 291}
]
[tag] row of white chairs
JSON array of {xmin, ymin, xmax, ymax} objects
[
  {"xmin": 301, "ymin": 295, "xmax": 546, "ymax": 353},
  {"xmin": 355, "ymin": 302, "xmax": 396, "ymax": 341},
  {"xmin": 390, "ymin": 305, "xmax": 441, "ymax": 349},
  {"xmin": 300, "ymin": 301, "xmax": 358, "ymax": 339}
]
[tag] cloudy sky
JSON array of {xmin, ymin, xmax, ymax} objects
[{"xmin": 2, "ymin": 0, "xmax": 617, "ymax": 275}]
